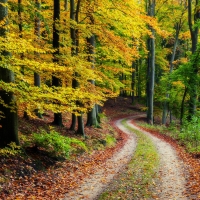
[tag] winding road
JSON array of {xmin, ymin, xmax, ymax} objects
[{"xmin": 64, "ymin": 116, "xmax": 187, "ymax": 200}]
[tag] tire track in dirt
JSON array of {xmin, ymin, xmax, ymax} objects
[
  {"xmin": 127, "ymin": 119, "xmax": 187, "ymax": 200},
  {"xmin": 63, "ymin": 116, "xmax": 141, "ymax": 200},
  {"xmin": 64, "ymin": 116, "xmax": 187, "ymax": 200}
]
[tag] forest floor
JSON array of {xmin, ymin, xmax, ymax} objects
[{"xmin": 0, "ymin": 97, "xmax": 200, "ymax": 199}]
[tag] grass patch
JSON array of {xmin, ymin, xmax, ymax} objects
[
  {"xmin": 99, "ymin": 119, "xmax": 159, "ymax": 199},
  {"xmin": 137, "ymin": 119, "xmax": 200, "ymax": 154}
]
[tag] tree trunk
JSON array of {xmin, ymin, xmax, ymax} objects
[
  {"xmin": 77, "ymin": 115, "xmax": 85, "ymax": 137},
  {"xmin": 86, "ymin": 35, "xmax": 99, "ymax": 127},
  {"xmin": 18, "ymin": 0, "xmax": 29, "ymax": 119},
  {"xmin": 69, "ymin": 0, "xmax": 77, "ymax": 130},
  {"xmin": 187, "ymin": 0, "xmax": 199, "ymax": 119},
  {"xmin": 162, "ymin": 23, "xmax": 180, "ymax": 124},
  {"xmin": 52, "ymin": 0, "xmax": 63, "ymax": 126},
  {"xmin": 70, "ymin": 113, "xmax": 76, "ymax": 130},
  {"xmin": 131, "ymin": 61, "xmax": 136, "ymax": 103},
  {"xmin": 180, "ymin": 87, "xmax": 187, "ymax": 125},
  {"xmin": 137, "ymin": 59, "xmax": 141, "ymax": 102},
  {"xmin": 146, "ymin": 0, "xmax": 155, "ymax": 125},
  {"xmin": 34, "ymin": 0, "xmax": 41, "ymax": 88},
  {"xmin": 64, "ymin": 0, "xmax": 68, "ymax": 11},
  {"xmin": 0, "ymin": 0, "xmax": 19, "ymax": 147},
  {"xmin": 34, "ymin": 0, "xmax": 42, "ymax": 118},
  {"xmin": 69, "ymin": 0, "xmax": 85, "ymax": 135}
]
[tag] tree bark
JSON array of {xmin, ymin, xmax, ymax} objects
[
  {"xmin": 162, "ymin": 23, "xmax": 181, "ymax": 125},
  {"xmin": 131, "ymin": 61, "xmax": 136, "ymax": 103},
  {"xmin": 86, "ymin": 35, "xmax": 99, "ymax": 127},
  {"xmin": 187, "ymin": 0, "xmax": 199, "ymax": 119},
  {"xmin": 146, "ymin": 0, "xmax": 155, "ymax": 125},
  {"xmin": 52, "ymin": 0, "xmax": 63, "ymax": 126},
  {"xmin": 64, "ymin": 0, "xmax": 68, "ymax": 11},
  {"xmin": 34, "ymin": 0, "xmax": 42, "ymax": 118},
  {"xmin": 34, "ymin": 0, "xmax": 41, "ymax": 88},
  {"xmin": 0, "ymin": 0, "xmax": 19, "ymax": 147},
  {"xmin": 180, "ymin": 87, "xmax": 187, "ymax": 125},
  {"xmin": 69, "ymin": 0, "xmax": 85, "ymax": 135},
  {"xmin": 77, "ymin": 115, "xmax": 85, "ymax": 137}
]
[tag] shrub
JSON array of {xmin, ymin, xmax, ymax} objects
[
  {"xmin": 105, "ymin": 134, "xmax": 116, "ymax": 147},
  {"xmin": 0, "ymin": 142, "xmax": 21, "ymax": 157},
  {"xmin": 179, "ymin": 114, "xmax": 200, "ymax": 153},
  {"xmin": 33, "ymin": 129, "xmax": 87, "ymax": 158}
]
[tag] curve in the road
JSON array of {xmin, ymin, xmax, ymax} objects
[
  {"xmin": 126, "ymin": 119, "xmax": 187, "ymax": 200},
  {"xmin": 64, "ymin": 116, "xmax": 187, "ymax": 200}
]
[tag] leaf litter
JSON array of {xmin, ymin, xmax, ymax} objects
[{"xmin": 0, "ymin": 97, "xmax": 199, "ymax": 199}]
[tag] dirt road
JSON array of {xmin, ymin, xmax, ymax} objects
[{"xmin": 64, "ymin": 116, "xmax": 187, "ymax": 200}]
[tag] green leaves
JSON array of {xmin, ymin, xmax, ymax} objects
[
  {"xmin": 33, "ymin": 129, "xmax": 87, "ymax": 158},
  {"xmin": 0, "ymin": 142, "xmax": 21, "ymax": 157}
]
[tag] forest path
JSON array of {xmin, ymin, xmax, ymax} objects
[
  {"xmin": 126, "ymin": 119, "xmax": 187, "ymax": 199},
  {"xmin": 64, "ymin": 116, "xmax": 187, "ymax": 200}
]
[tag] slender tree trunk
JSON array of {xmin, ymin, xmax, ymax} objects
[
  {"xmin": 180, "ymin": 87, "xmax": 187, "ymax": 125},
  {"xmin": 34, "ymin": 0, "xmax": 41, "ymax": 88},
  {"xmin": 187, "ymin": 0, "xmax": 199, "ymax": 119},
  {"xmin": 64, "ymin": 0, "xmax": 68, "ymax": 10},
  {"xmin": 69, "ymin": 0, "xmax": 85, "ymax": 136},
  {"xmin": 69, "ymin": 0, "xmax": 77, "ymax": 130},
  {"xmin": 146, "ymin": 38, "xmax": 151, "ymax": 120},
  {"xmin": 18, "ymin": 0, "xmax": 29, "ymax": 119},
  {"xmin": 34, "ymin": 0, "xmax": 42, "ymax": 118},
  {"xmin": 131, "ymin": 61, "xmax": 136, "ymax": 103},
  {"xmin": 52, "ymin": 0, "xmax": 63, "ymax": 126},
  {"xmin": 146, "ymin": 0, "xmax": 155, "ymax": 125},
  {"xmin": 137, "ymin": 59, "xmax": 141, "ymax": 102},
  {"xmin": 162, "ymin": 23, "xmax": 180, "ymax": 124},
  {"xmin": 0, "ymin": 0, "xmax": 19, "ymax": 147}
]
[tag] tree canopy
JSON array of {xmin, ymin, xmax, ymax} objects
[{"xmin": 0, "ymin": 0, "xmax": 199, "ymax": 145}]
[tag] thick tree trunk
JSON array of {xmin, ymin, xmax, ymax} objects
[
  {"xmin": 0, "ymin": 0, "xmax": 19, "ymax": 147},
  {"xmin": 52, "ymin": 0, "xmax": 63, "ymax": 126},
  {"xmin": 77, "ymin": 115, "xmax": 85, "ymax": 137},
  {"xmin": 86, "ymin": 35, "xmax": 99, "ymax": 127},
  {"xmin": 70, "ymin": 113, "xmax": 76, "ymax": 130},
  {"xmin": 86, "ymin": 107, "xmax": 99, "ymax": 127}
]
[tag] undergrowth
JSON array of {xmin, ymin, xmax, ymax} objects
[
  {"xmin": 0, "ymin": 142, "xmax": 21, "ymax": 157},
  {"xmin": 27, "ymin": 129, "xmax": 87, "ymax": 158},
  {"xmin": 99, "ymin": 119, "xmax": 159, "ymax": 199},
  {"xmin": 137, "ymin": 115, "xmax": 200, "ymax": 154}
]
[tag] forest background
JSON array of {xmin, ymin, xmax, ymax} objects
[
  {"xmin": 0, "ymin": 0, "xmax": 200, "ymax": 199},
  {"xmin": 0, "ymin": 0, "xmax": 199, "ymax": 167}
]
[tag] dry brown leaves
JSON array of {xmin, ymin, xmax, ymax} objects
[{"xmin": 132, "ymin": 119, "xmax": 200, "ymax": 199}]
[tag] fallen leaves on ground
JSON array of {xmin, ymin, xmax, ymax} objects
[
  {"xmin": 0, "ymin": 97, "xmax": 199, "ymax": 199},
  {"xmin": 132, "ymin": 119, "xmax": 200, "ymax": 199}
]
